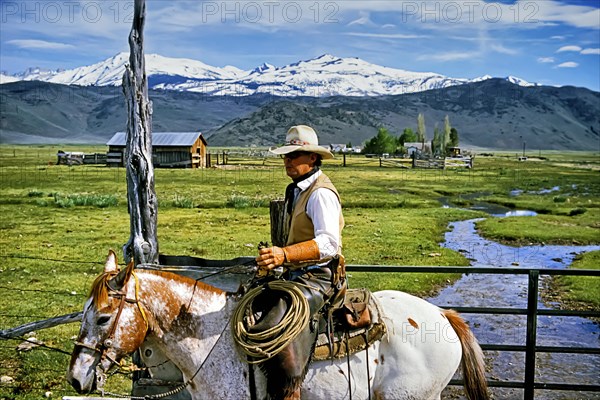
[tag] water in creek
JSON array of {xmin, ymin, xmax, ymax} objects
[{"xmin": 431, "ymin": 208, "xmax": 599, "ymax": 399}]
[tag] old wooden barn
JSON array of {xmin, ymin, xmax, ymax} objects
[{"xmin": 107, "ymin": 131, "xmax": 208, "ymax": 168}]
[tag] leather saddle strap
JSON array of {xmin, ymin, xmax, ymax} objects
[{"xmin": 345, "ymin": 331, "xmax": 352, "ymax": 400}]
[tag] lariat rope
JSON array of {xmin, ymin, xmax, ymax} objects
[{"xmin": 232, "ymin": 280, "xmax": 310, "ymax": 364}]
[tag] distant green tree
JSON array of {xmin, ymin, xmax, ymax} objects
[
  {"xmin": 399, "ymin": 128, "xmax": 417, "ymax": 145},
  {"xmin": 363, "ymin": 127, "xmax": 396, "ymax": 155},
  {"xmin": 450, "ymin": 127, "xmax": 459, "ymax": 147},
  {"xmin": 443, "ymin": 115, "xmax": 451, "ymax": 153},
  {"xmin": 347, "ymin": 141, "xmax": 353, "ymax": 149},
  {"xmin": 432, "ymin": 124, "xmax": 442, "ymax": 155},
  {"xmin": 417, "ymin": 113, "xmax": 426, "ymax": 142}
]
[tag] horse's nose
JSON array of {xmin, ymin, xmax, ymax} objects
[{"xmin": 70, "ymin": 377, "xmax": 83, "ymax": 394}]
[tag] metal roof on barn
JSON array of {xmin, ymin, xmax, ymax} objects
[{"xmin": 107, "ymin": 131, "xmax": 206, "ymax": 147}]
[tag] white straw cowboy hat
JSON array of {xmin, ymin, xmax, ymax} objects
[{"xmin": 270, "ymin": 125, "xmax": 334, "ymax": 159}]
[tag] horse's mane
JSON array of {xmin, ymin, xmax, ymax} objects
[
  {"xmin": 89, "ymin": 271, "xmax": 119, "ymax": 307},
  {"xmin": 89, "ymin": 268, "xmax": 225, "ymax": 307},
  {"xmin": 142, "ymin": 269, "xmax": 226, "ymax": 295}
]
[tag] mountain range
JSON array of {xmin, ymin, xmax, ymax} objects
[
  {"xmin": 1, "ymin": 78, "xmax": 597, "ymax": 150},
  {"xmin": 0, "ymin": 54, "xmax": 597, "ymax": 150},
  {"xmin": 1, "ymin": 53, "xmax": 536, "ymax": 97},
  {"xmin": 207, "ymin": 79, "xmax": 599, "ymax": 150}
]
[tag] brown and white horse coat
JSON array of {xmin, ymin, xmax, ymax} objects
[{"xmin": 68, "ymin": 251, "xmax": 489, "ymax": 400}]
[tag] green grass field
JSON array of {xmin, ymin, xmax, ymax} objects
[
  {"xmin": 549, "ymin": 250, "xmax": 600, "ymax": 309},
  {"xmin": 0, "ymin": 145, "xmax": 598, "ymax": 399}
]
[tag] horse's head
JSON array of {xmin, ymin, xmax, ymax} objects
[{"xmin": 67, "ymin": 250, "xmax": 149, "ymax": 394}]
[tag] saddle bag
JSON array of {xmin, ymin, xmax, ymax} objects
[
  {"xmin": 313, "ymin": 288, "xmax": 386, "ymax": 362},
  {"xmin": 337, "ymin": 289, "xmax": 371, "ymax": 329},
  {"xmin": 341, "ymin": 301, "xmax": 371, "ymax": 329}
]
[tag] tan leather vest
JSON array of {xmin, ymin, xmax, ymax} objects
[{"xmin": 287, "ymin": 173, "xmax": 344, "ymax": 253}]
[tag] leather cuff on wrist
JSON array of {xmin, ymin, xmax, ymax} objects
[{"xmin": 282, "ymin": 240, "xmax": 321, "ymax": 265}]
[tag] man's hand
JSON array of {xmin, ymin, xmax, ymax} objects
[{"xmin": 256, "ymin": 246, "xmax": 286, "ymax": 271}]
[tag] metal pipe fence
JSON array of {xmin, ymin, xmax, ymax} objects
[{"xmin": 346, "ymin": 265, "xmax": 600, "ymax": 398}]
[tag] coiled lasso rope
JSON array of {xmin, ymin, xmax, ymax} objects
[{"xmin": 231, "ymin": 280, "xmax": 310, "ymax": 364}]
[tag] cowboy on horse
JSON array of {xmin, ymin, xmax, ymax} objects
[{"xmin": 251, "ymin": 125, "xmax": 346, "ymax": 400}]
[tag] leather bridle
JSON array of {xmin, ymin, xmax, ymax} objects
[
  {"xmin": 72, "ymin": 264, "xmax": 246, "ymax": 398},
  {"xmin": 74, "ymin": 270, "xmax": 149, "ymax": 387}
]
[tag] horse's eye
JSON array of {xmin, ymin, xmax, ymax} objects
[{"xmin": 97, "ymin": 316, "xmax": 111, "ymax": 325}]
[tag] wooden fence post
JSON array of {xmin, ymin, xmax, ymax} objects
[
  {"xmin": 270, "ymin": 199, "xmax": 288, "ymax": 247},
  {"xmin": 122, "ymin": 0, "xmax": 158, "ymax": 266},
  {"xmin": 343, "ymin": 153, "xmax": 346, "ymax": 167}
]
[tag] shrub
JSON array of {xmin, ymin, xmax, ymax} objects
[
  {"xmin": 171, "ymin": 195, "xmax": 195, "ymax": 208},
  {"xmin": 227, "ymin": 195, "xmax": 268, "ymax": 209},
  {"xmin": 27, "ymin": 190, "xmax": 44, "ymax": 197},
  {"xmin": 569, "ymin": 208, "xmax": 587, "ymax": 216},
  {"xmin": 53, "ymin": 193, "xmax": 118, "ymax": 208},
  {"xmin": 54, "ymin": 195, "xmax": 75, "ymax": 208}
]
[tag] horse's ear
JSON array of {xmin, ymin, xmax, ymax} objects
[
  {"xmin": 104, "ymin": 250, "xmax": 119, "ymax": 273},
  {"xmin": 110, "ymin": 267, "xmax": 131, "ymax": 291},
  {"xmin": 109, "ymin": 256, "xmax": 135, "ymax": 291}
]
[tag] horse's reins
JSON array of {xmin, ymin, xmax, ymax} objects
[
  {"xmin": 75, "ymin": 271, "xmax": 148, "ymax": 354},
  {"xmin": 78, "ymin": 265, "xmax": 244, "ymax": 399},
  {"xmin": 74, "ymin": 270, "xmax": 150, "ymax": 387},
  {"xmin": 100, "ymin": 311, "xmax": 234, "ymax": 400}
]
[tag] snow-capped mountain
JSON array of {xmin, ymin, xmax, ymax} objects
[
  {"xmin": 180, "ymin": 54, "xmax": 478, "ymax": 96},
  {"xmin": 0, "ymin": 73, "xmax": 20, "ymax": 84},
  {"xmin": 2, "ymin": 53, "xmax": 536, "ymax": 96},
  {"xmin": 23, "ymin": 53, "xmax": 245, "ymax": 87}
]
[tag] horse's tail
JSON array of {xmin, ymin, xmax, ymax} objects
[{"xmin": 444, "ymin": 309, "xmax": 490, "ymax": 400}]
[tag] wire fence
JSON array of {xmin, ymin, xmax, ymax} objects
[{"xmin": 0, "ymin": 255, "xmax": 101, "ymax": 397}]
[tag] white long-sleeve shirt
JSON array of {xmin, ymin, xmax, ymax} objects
[{"xmin": 292, "ymin": 170, "xmax": 341, "ymax": 259}]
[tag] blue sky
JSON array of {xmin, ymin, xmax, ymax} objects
[{"xmin": 1, "ymin": 0, "xmax": 599, "ymax": 90}]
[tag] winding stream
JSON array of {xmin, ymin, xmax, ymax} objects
[{"xmin": 432, "ymin": 204, "xmax": 599, "ymax": 399}]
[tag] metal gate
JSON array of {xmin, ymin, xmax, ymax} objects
[{"xmin": 346, "ymin": 265, "xmax": 600, "ymax": 399}]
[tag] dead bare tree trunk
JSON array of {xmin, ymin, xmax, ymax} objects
[{"xmin": 122, "ymin": 0, "xmax": 158, "ymax": 265}]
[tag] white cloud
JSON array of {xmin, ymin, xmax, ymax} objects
[
  {"xmin": 150, "ymin": 0, "xmax": 599, "ymax": 33},
  {"xmin": 490, "ymin": 44, "xmax": 518, "ymax": 56},
  {"xmin": 556, "ymin": 62, "xmax": 579, "ymax": 68},
  {"xmin": 538, "ymin": 57, "xmax": 555, "ymax": 63},
  {"xmin": 336, "ymin": 0, "xmax": 600, "ymax": 29},
  {"xmin": 348, "ymin": 11, "xmax": 374, "ymax": 27},
  {"xmin": 551, "ymin": 35, "xmax": 566, "ymax": 40},
  {"xmin": 6, "ymin": 40, "xmax": 75, "ymax": 50},
  {"xmin": 557, "ymin": 45, "xmax": 583, "ymax": 52},
  {"xmin": 345, "ymin": 32, "xmax": 427, "ymax": 39},
  {"xmin": 348, "ymin": 16, "xmax": 371, "ymax": 26},
  {"xmin": 581, "ymin": 48, "xmax": 600, "ymax": 55},
  {"xmin": 534, "ymin": 1, "xmax": 600, "ymax": 29},
  {"xmin": 417, "ymin": 51, "xmax": 476, "ymax": 62}
]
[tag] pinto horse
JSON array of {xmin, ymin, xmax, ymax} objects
[{"xmin": 68, "ymin": 251, "xmax": 489, "ymax": 399}]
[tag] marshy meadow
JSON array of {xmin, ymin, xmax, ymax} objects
[{"xmin": 0, "ymin": 145, "xmax": 598, "ymax": 399}]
